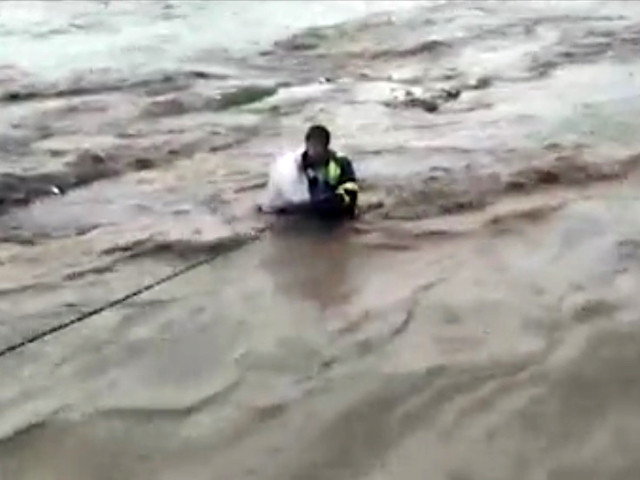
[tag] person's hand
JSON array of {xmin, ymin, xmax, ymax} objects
[{"xmin": 306, "ymin": 171, "xmax": 319, "ymax": 188}]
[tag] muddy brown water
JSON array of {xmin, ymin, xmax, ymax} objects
[{"xmin": 3, "ymin": 1, "xmax": 640, "ymax": 479}]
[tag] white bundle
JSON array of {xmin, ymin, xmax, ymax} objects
[{"xmin": 261, "ymin": 150, "xmax": 310, "ymax": 211}]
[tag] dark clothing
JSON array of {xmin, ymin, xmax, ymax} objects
[{"xmin": 301, "ymin": 150, "xmax": 358, "ymax": 219}]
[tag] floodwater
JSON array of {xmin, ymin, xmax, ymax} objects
[{"xmin": 2, "ymin": 1, "xmax": 640, "ymax": 479}]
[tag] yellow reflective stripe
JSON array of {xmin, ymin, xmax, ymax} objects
[
  {"xmin": 336, "ymin": 181, "xmax": 358, "ymax": 206},
  {"xmin": 337, "ymin": 190, "xmax": 350, "ymax": 205},
  {"xmin": 336, "ymin": 181, "xmax": 358, "ymax": 193}
]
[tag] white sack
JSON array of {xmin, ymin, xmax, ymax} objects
[{"xmin": 261, "ymin": 150, "xmax": 310, "ymax": 211}]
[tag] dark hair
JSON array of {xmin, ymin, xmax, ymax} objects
[{"xmin": 305, "ymin": 124, "xmax": 331, "ymax": 147}]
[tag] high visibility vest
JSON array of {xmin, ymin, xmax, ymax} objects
[
  {"xmin": 305, "ymin": 153, "xmax": 358, "ymax": 208},
  {"xmin": 325, "ymin": 157, "xmax": 342, "ymax": 186},
  {"xmin": 324, "ymin": 156, "xmax": 358, "ymax": 206}
]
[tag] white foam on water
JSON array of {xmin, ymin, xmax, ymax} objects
[{"xmin": 0, "ymin": 0, "xmax": 424, "ymax": 81}]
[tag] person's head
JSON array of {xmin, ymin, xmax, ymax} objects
[{"xmin": 304, "ymin": 124, "xmax": 331, "ymax": 163}]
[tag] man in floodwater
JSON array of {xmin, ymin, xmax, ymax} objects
[{"xmin": 260, "ymin": 125, "xmax": 359, "ymax": 220}]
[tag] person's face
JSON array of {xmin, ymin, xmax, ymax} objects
[{"xmin": 305, "ymin": 139, "xmax": 328, "ymax": 163}]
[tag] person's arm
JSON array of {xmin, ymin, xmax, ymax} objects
[
  {"xmin": 332, "ymin": 157, "xmax": 359, "ymax": 216},
  {"xmin": 269, "ymin": 193, "xmax": 343, "ymax": 217},
  {"xmin": 302, "ymin": 158, "xmax": 358, "ymax": 218}
]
